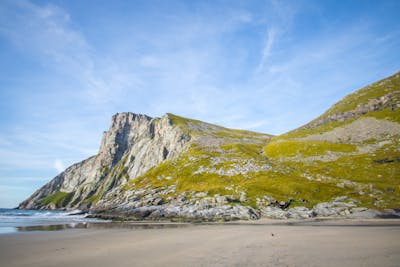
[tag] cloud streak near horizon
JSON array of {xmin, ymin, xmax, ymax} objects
[{"xmin": 0, "ymin": 0, "xmax": 399, "ymax": 207}]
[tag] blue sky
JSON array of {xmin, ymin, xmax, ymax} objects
[{"xmin": 0, "ymin": 0, "xmax": 399, "ymax": 208}]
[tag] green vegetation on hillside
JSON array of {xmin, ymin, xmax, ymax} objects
[
  {"xmin": 40, "ymin": 191, "xmax": 73, "ymax": 208},
  {"xmin": 259, "ymin": 72, "xmax": 400, "ymax": 209},
  {"xmin": 168, "ymin": 113, "xmax": 272, "ymax": 140},
  {"xmin": 124, "ymin": 72, "xmax": 400, "ymax": 210},
  {"xmin": 33, "ymin": 72, "xmax": 400, "ymax": 212},
  {"xmin": 264, "ymin": 140, "xmax": 356, "ymax": 158},
  {"xmin": 323, "ymin": 72, "xmax": 399, "ymax": 116},
  {"xmin": 122, "ymin": 140, "xmax": 365, "ymax": 208}
]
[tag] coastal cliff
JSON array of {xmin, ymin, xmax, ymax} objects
[
  {"xmin": 19, "ymin": 72, "xmax": 400, "ymax": 221},
  {"xmin": 19, "ymin": 113, "xmax": 191, "ymax": 210}
]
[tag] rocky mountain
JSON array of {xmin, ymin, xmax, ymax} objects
[
  {"xmin": 19, "ymin": 113, "xmax": 191, "ymax": 209},
  {"xmin": 19, "ymin": 72, "xmax": 400, "ymax": 220}
]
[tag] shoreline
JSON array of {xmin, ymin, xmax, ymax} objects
[
  {"xmin": 1, "ymin": 219, "xmax": 399, "ymax": 267},
  {"xmin": 2, "ymin": 217, "xmax": 400, "ymax": 234}
]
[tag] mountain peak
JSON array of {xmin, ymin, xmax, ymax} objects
[
  {"xmin": 19, "ymin": 111, "xmax": 192, "ymax": 210},
  {"xmin": 111, "ymin": 112, "xmax": 153, "ymax": 123},
  {"xmin": 18, "ymin": 72, "xmax": 400, "ymax": 221}
]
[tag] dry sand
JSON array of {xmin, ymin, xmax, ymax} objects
[{"xmin": 1, "ymin": 219, "xmax": 399, "ymax": 267}]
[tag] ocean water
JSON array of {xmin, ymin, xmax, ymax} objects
[{"xmin": 0, "ymin": 208, "xmax": 105, "ymax": 234}]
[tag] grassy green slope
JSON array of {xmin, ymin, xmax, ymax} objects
[
  {"xmin": 281, "ymin": 72, "xmax": 400, "ymax": 140},
  {"xmin": 123, "ymin": 114, "xmax": 284, "ymax": 208},
  {"xmin": 317, "ymin": 72, "xmax": 400, "ymax": 119},
  {"xmin": 263, "ymin": 72, "xmax": 400, "ymax": 209},
  {"xmin": 121, "ymin": 72, "xmax": 399, "ymax": 211},
  {"xmin": 122, "ymin": 114, "xmax": 363, "ymax": 208}
]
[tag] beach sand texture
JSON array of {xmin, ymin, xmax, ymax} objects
[{"xmin": 1, "ymin": 222, "xmax": 399, "ymax": 267}]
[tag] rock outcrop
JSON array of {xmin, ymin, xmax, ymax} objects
[
  {"xmin": 306, "ymin": 90, "xmax": 400, "ymax": 129},
  {"xmin": 299, "ymin": 117, "xmax": 400, "ymax": 143},
  {"xmin": 19, "ymin": 113, "xmax": 191, "ymax": 210}
]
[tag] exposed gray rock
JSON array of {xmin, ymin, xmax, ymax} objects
[
  {"xmin": 304, "ymin": 89, "xmax": 400, "ymax": 130},
  {"xmin": 194, "ymin": 159, "xmax": 271, "ymax": 176},
  {"xmin": 299, "ymin": 117, "xmax": 400, "ymax": 144},
  {"xmin": 239, "ymin": 192, "xmax": 247, "ymax": 202},
  {"xmin": 90, "ymin": 202, "xmax": 260, "ymax": 221},
  {"xmin": 19, "ymin": 113, "xmax": 191, "ymax": 210},
  {"xmin": 312, "ymin": 201, "xmax": 355, "ymax": 217},
  {"xmin": 286, "ymin": 206, "xmax": 314, "ymax": 219},
  {"xmin": 259, "ymin": 197, "xmax": 383, "ymax": 220},
  {"xmin": 333, "ymin": 196, "xmax": 349, "ymax": 202},
  {"xmin": 260, "ymin": 206, "xmax": 287, "ymax": 219}
]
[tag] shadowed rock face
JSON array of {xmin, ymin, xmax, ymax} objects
[{"xmin": 18, "ymin": 113, "xmax": 191, "ymax": 210}]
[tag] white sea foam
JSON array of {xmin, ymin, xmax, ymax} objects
[{"xmin": 0, "ymin": 208, "xmax": 104, "ymax": 232}]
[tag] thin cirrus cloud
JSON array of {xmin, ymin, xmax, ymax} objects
[
  {"xmin": 0, "ymin": 0, "xmax": 399, "ymax": 207},
  {"xmin": 256, "ymin": 27, "xmax": 278, "ymax": 73},
  {"xmin": 0, "ymin": 0, "xmax": 141, "ymax": 110}
]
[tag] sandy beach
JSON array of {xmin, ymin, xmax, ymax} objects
[{"xmin": 1, "ymin": 219, "xmax": 399, "ymax": 267}]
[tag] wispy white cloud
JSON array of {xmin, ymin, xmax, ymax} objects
[
  {"xmin": 0, "ymin": 0, "xmax": 88, "ymax": 58},
  {"xmin": 54, "ymin": 159, "xmax": 65, "ymax": 173},
  {"xmin": 257, "ymin": 27, "xmax": 278, "ymax": 73},
  {"xmin": 0, "ymin": 0, "xmax": 142, "ymax": 108}
]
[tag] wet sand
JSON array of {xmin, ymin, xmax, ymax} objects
[{"xmin": 1, "ymin": 219, "xmax": 399, "ymax": 267}]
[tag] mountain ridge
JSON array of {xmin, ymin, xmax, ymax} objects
[{"xmin": 19, "ymin": 72, "xmax": 400, "ymax": 220}]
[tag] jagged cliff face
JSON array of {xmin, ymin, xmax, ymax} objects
[
  {"xmin": 98, "ymin": 113, "xmax": 190, "ymax": 180},
  {"xmin": 19, "ymin": 113, "xmax": 191, "ymax": 210}
]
